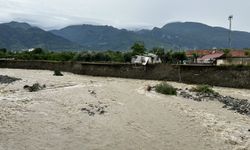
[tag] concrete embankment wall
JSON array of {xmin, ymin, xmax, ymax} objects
[{"xmin": 0, "ymin": 60, "xmax": 250, "ymax": 89}]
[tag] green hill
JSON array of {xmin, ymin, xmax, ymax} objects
[{"xmin": 0, "ymin": 21, "xmax": 81, "ymax": 51}]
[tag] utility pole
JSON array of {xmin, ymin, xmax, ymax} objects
[{"xmin": 228, "ymin": 15, "xmax": 233, "ymax": 49}]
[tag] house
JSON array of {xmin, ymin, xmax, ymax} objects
[
  {"xmin": 131, "ymin": 53, "xmax": 162, "ymax": 65},
  {"xmin": 186, "ymin": 50, "xmax": 212, "ymax": 58},
  {"xmin": 186, "ymin": 49, "xmax": 250, "ymax": 65},
  {"xmin": 28, "ymin": 48, "xmax": 35, "ymax": 52},
  {"xmin": 197, "ymin": 52, "xmax": 224, "ymax": 64},
  {"xmin": 185, "ymin": 49, "xmax": 219, "ymax": 64},
  {"xmin": 216, "ymin": 50, "xmax": 250, "ymax": 66}
]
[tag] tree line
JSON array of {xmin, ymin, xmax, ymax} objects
[{"xmin": 0, "ymin": 42, "xmax": 188, "ymax": 64}]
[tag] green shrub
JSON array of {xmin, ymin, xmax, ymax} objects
[
  {"xmin": 53, "ymin": 70, "xmax": 63, "ymax": 76},
  {"xmin": 155, "ymin": 82, "xmax": 177, "ymax": 95},
  {"xmin": 191, "ymin": 85, "xmax": 215, "ymax": 94}
]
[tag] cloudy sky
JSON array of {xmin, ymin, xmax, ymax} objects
[{"xmin": 0, "ymin": 0, "xmax": 249, "ymax": 31}]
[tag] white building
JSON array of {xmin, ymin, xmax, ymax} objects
[{"xmin": 131, "ymin": 53, "xmax": 162, "ymax": 65}]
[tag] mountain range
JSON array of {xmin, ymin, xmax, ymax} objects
[
  {"xmin": 1, "ymin": 21, "xmax": 250, "ymax": 51},
  {"xmin": 0, "ymin": 22, "xmax": 80, "ymax": 51}
]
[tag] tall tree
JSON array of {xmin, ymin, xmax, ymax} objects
[
  {"xmin": 223, "ymin": 49, "xmax": 231, "ymax": 58},
  {"xmin": 192, "ymin": 53, "xmax": 199, "ymax": 63},
  {"xmin": 172, "ymin": 52, "xmax": 187, "ymax": 64},
  {"xmin": 131, "ymin": 42, "xmax": 146, "ymax": 55}
]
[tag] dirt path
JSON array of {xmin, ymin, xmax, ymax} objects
[{"xmin": 0, "ymin": 69, "xmax": 249, "ymax": 150}]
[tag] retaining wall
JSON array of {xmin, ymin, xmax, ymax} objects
[{"xmin": 0, "ymin": 60, "xmax": 250, "ymax": 89}]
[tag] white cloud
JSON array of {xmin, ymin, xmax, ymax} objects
[{"xmin": 0, "ymin": 0, "xmax": 250, "ymax": 31}]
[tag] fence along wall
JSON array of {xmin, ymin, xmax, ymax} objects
[{"xmin": 0, "ymin": 60, "xmax": 250, "ymax": 89}]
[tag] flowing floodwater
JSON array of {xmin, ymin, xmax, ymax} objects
[{"xmin": 0, "ymin": 69, "xmax": 249, "ymax": 150}]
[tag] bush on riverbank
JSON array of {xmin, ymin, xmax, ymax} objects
[
  {"xmin": 191, "ymin": 84, "xmax": 215, "ymax": 94},
  {"xmin": 53, "ymin": 70, "xmax": 63, "ymax": 76},
  {"xmin": 155, "ymin": 82, "xmax": 177, "ymax": 95}
]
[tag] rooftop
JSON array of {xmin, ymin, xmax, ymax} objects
[{"xmin": 198, "ymin": 52, "xmax": 224, "ymax": 60}]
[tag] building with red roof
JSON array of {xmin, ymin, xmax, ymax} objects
[
  {"xmin": 228, "ymin": 50, "xmax": 247, "ymax": 58},
  {"xmin": 217, "ymin": 50, "xmax": 250, "ymax": 65},
  {"xmin": 197, "ymin": 52, "xmax": 224, "ymax": 64},
  {"xmin": 185, "ymin": 50, "xmax": 212, "ymax": 58},
  {"xmin": 186, "ymin": 49, "xmax": 250, "ymax": 65}
]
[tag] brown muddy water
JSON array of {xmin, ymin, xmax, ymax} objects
[{"xmin": 0, "ymin": 69, "xmax": 249, "ymax": 150}]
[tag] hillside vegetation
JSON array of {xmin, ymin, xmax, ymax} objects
[{"xmin": 1, "ymin": 21, "xmax": 250, "ymax": 51}]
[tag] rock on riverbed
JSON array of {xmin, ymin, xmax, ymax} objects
[
  {"xmin": 177, "ymin": 89, "xmax": 250, "ymax": 115},
  {"xmin": 0, "ymin": 75, "xmax": 21, "ymax": 84}
]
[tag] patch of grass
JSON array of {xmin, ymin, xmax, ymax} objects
[
  {"xmin": 191, "ymin": 84, "xmax": 215, "ymax": 94},
  {"xmin": 155, "ymin": 82, "xmax": 177, "ymax": 95}
]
